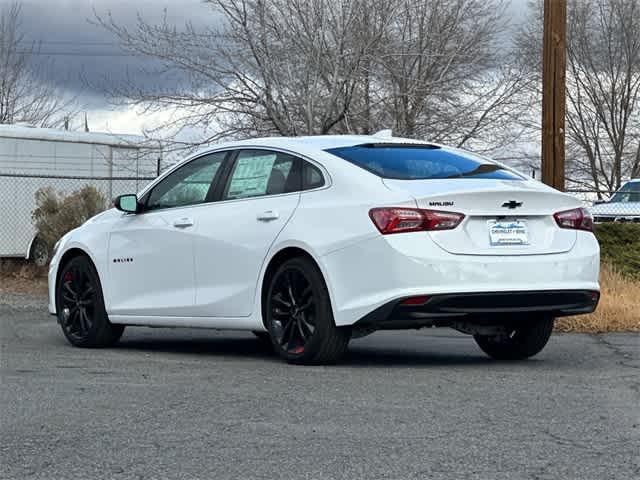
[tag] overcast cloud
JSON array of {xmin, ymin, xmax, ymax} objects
[
  {"xmin": 5, "ymin": 0, "xmax": 531, "ymax": 134},
  {"xmin": 13, "ymin": 1, "xmax": 214, "ymax": 103}
]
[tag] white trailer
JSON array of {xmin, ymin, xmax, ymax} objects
[{"xmin": 0, "ymin": 125, "xmax": 158, "ymax": 263}]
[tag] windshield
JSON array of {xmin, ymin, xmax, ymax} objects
[
  {"xmin": 610, "ymin": 182, "xmax": 640, "ymax": 203},
  {"xmin": 325, "ymin": 144, "xmax": 523, "ymax": 180}
]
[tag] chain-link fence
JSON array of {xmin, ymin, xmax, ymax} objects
[
  {"xmin": 0, "ymin": 172, "xmax": 157, "ymax": 260},
  {"xmin": 566, "ymin": 186, "xmax": 640, "ymax": 224}
]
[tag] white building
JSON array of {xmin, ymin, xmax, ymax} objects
[{"xmin": 0, "ymin": 125, "xmax": 158, "ymax": 263}]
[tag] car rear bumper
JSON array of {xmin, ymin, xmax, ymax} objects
[
  {"xmin": 354, "ymin": 289, "xmax": 600, "ymax": 329},
  {"xmin": 321, "ymin": 230, "xmax": 600, "ymax": 326}
]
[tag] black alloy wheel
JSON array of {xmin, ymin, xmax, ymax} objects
[
  {"xmin": 56, "ymin": 255, "xmax": 124, "ymax": 347},
  {"xmin": 59, "ymin": 264, "xmax": 95, "ymax": 341},
  {"xmin": 270, "ymin": 268, "xmax": 316, "ymax": 354},
  {"xmin": 265, "ymin": 257, "xmax": 350, "ymax": 364}
]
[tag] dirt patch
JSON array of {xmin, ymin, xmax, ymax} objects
[
  {"xmin": 556, "ymin": 264, "xmax": 640, "ymax": 333},
  {"xmin": 0, "ymin": 259, "xmax": 48, "ymax": 296}
]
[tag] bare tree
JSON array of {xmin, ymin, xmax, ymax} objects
[
  {"xmin": 376, "ymin": 2, "xmax": 499, "ymax": 135},
  {"xmin": 632, "ymin": 141, "xmax": 640, "ymax": 177},
  {"xmin": 0, "ymin": 2, "xmax": 74, "ymax": 127},
  {"xmin": 517, "ymin": 0, "xmax": 640, "ymax": 194},
  {"xmin": 95, "ymin": 0, "xmax": 391, "ymax": 147},
  {"xmin": 95, "ymin": 0, "xmax": 529, "ymax": 154}
]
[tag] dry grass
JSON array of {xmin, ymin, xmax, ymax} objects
[
  {"xmin": 556, "ymin": 264, "xmax": 640, "ymax": 333},
  {"xmin": 0, "ymin": 259, "xmax": 48, "ymax": 296}
]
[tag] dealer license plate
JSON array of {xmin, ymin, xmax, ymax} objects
[{"xmin": 488, "ymin": 220, "xmax": 529, "ymax": 246}]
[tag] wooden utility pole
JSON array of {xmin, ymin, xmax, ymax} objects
[{"xmin": 541, "ymin": 0, "xmax": 567, "ymax": 191}]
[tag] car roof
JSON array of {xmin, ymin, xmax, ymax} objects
[
  {"xmin": 167, "ymin": 134, "xmax": 503, "ymax": 186},
  {"xmin": 143, "ymin": 134, "xmax": 436, "ymax": 196},
  {"xmin": 206, "ymin": 134, "xmax": 435, "ymax": 153},
  {"xmin": 142, "ymin": 134, "xmax": 525, "ymax": 197}
]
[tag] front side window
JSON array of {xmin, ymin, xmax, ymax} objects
[
  {"xmin": 610, "ymin": 182, "xmax": 640, "ymax": 203},
  {"xmin": 146, "ymin": 152, "xmax": 226, "ymax": 210},
  {"xmin": 224, "ymin": 150, "xmax": 300, "ymax": 200},
  {"xmin": 326, "ymin": 144, "xmax": 524, "ymax": 180}
]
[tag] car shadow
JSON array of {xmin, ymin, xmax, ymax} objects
[
  {"xmin": 342, "ymin": 347, "xmax": 495, "ymax": 368},
  {"xmin": 115, "ymin": 335, "xmax": 279, "ymax": 361},
  {"xmin": 108, "ymin": 331, "xmax": 546, "ymax": 368}
]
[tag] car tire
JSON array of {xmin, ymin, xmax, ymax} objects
[
  {"xmin": 265, "ymin": 256, "xmax": 350, "ymax": 364},
  {"xmin": 252, "ymin": 330, "xmax": 271, "ymax": 342},
  {"xmin": 56, "ymin": 255, "xmax": 125, "ymax": 348},
  {"xmin": 251, "ymin": 330, "xmax": 273, "ymax": 351},
  {"xmin": 473, "ymin": 316, "xmax": 554, "ymax": 360},
  {"xmin": 30, "ymin": 237, "xmax": 50, "ymax": 267}
]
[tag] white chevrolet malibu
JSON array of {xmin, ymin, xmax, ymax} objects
[{"xmin": 48, "ymin": 135, "xmax": 600, "ymax": 364}]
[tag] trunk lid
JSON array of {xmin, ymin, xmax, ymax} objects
[{"xmin": 383, "ymin": 178, "xmax": 578, "ymax": 255}]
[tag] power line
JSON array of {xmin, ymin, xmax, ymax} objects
[
  {"xmin": 18, "ymin": 40, "xmax": 120, "ymax": 46},
  {"xmin": 10, "ymin": 50, "xmax": 136, "ymax": 57}
]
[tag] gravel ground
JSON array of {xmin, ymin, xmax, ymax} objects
[{"xmin": 1, "ymin": 294, "xmax": 639, "ymax": 480}]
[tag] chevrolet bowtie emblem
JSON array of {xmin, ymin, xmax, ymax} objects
[{"xmin": 502, "ymin": 200, "xmax": 523, "ymax": 209}]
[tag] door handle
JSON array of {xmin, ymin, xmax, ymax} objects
[
  {"xmin": 257, "ymin": 210, "xmax": 279, "ymax": 221},
  {"xmin": 173, "ymin": 217, "xmax": 194, "ymax": 228}
]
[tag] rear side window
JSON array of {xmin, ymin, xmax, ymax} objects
[
  {"xmin": 325, "ymin": 144, "xmax": 523, "ymax": 180},
  {"xmin": 302, "ymin": 161, "xmax": 324, "ymax": 190},
  {"xmin": 224, "ymin": 150, "xmax": 300, "ymax": 200}
]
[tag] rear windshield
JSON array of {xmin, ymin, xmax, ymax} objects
[{"xmin": 325, "ymin": 144, "xmax": 523, "ymax": 180}]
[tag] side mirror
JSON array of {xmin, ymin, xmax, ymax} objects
[{"xmin": 114, "ymin": 194, "xmax": 140, "ymax": 213}]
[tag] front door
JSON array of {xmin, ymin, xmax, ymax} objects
[{"xmin": 106, "ymin": 151, "xmax": 228, "ymax": 317}]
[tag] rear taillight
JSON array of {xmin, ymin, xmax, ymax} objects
[
  {"xmin": 400, "ymin": 295, "xmax": 430, "ymax": 306},
  {"xmin": 553, "ymin": 207, "xmax": 593, "ymax": 232},
  {"xmin": 369, "ymin": 207, "xmax": 464, "ymax": 234}
]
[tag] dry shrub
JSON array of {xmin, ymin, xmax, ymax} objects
[
  {"xmin": 594, "ymin": 224, "xmax": 640, "ymax": 281},
  {"xmin": 31, "ymin": 186, "xmax": 107, "ymax": 256},
  {"xmin": 556, "ymin": 264, "xmax": 640, "ymax": 333}
]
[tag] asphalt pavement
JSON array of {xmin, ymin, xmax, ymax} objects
[{"xmin": 1, "ymin": 293, "xmax": 639, "ymax": 480}]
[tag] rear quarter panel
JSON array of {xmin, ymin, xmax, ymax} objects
[{"xmin": 263, "ymin": 159, "xmax": 417, "ymax": 326}]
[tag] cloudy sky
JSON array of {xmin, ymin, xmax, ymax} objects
[{"xmin": 7, "ymin": 0, "xmax": 531, "ymax": 135}]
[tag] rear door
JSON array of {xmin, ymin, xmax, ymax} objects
[
  {"xmin": 191, "ymin": 149, "xmax": 303, "ymax": 317},
  {"xmin": 107, "ymin": 151, "xmax": 228, "ymax": 316}
]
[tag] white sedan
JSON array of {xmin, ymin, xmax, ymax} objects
[{"xmin": 48, "ymin": 135, "xmax": 600, "ymax": 364}]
